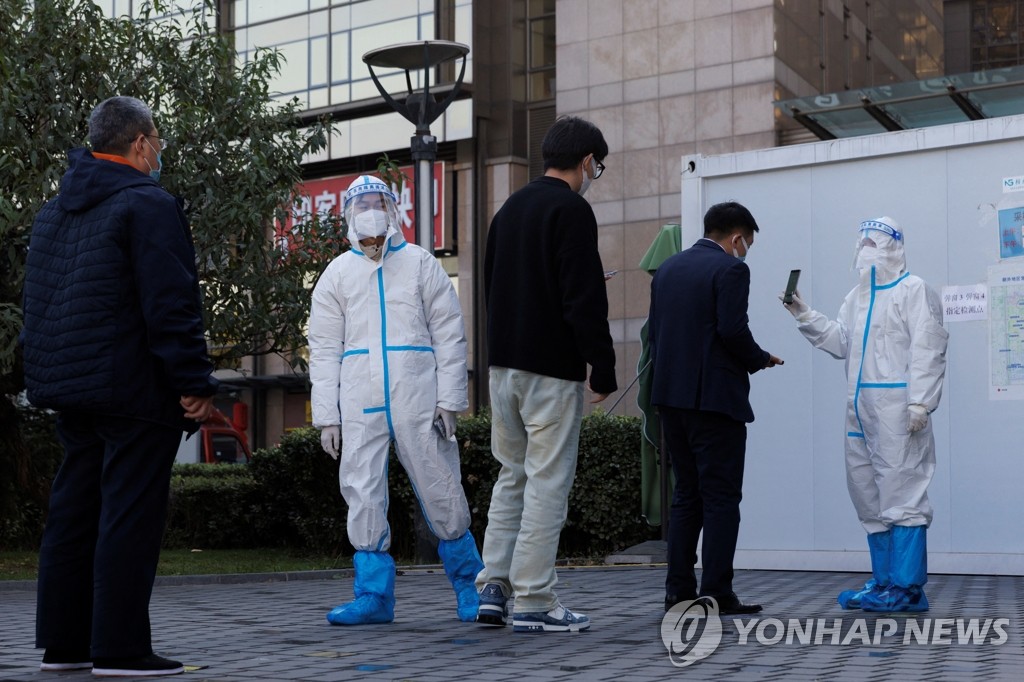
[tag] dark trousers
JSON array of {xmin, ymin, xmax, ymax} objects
[
  {"xmin": 35, "ymin": 412, "xmax": 179, "ymax": 658},
  {"xmin": 661, "ymin": 407, "xmax": 746, "ymax": 600}
]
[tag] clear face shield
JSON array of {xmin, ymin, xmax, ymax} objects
[{"xmin": 853, "ymin": 218, "xmax": 902, "ymax": 272}]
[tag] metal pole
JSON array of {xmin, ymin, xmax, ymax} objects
[{"xmin": 411, "ymin": 133, "xmax": 437, "ymax": 252}]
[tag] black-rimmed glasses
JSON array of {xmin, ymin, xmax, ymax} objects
[{"xmin": 594, "ymin": 160, "xmax": 606, "ymax": 179}]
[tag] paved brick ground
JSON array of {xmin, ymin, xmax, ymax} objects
[{"xmin": 0, "ymin": 565, "xmax": 1021, "ymax": 681}]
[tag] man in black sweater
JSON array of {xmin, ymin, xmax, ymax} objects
[{"xmin": 475, "ymin": 116, "xmax": 617, "ymax": 633}]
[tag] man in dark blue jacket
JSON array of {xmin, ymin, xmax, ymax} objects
[
  {"xmin": 21, "ymin": 96, "xmax": 217, "ymax": 677},
  {"xmin": 649, "ymin": 202, "xmax": 782, "ymax": 616}
]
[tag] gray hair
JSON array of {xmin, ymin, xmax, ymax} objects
[{"xmin": 88, "ymin": 96, "xmax": 155, "ymax": 154}]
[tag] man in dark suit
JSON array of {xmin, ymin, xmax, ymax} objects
[{"xmin": 649, "ymin": 201, "xmax": 782, "ymax": 616}]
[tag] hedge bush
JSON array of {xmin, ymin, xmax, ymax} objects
[
  {"xmin": 0, "ymin": 404, "xmax": 63, "ymax": 549},
  {"xmin": 165, "ymin": 465, "xmax": 261, "ymax": 549},
  {"xmin": 14, "ymin": 410, "xmax": 656, "ymax": 560},
  {"xmin": 162, "ymin": 411, "xmax": 655, "ymax": 559},
  {"xmin": 247, "ymin": 428, "xmax": 347, "ymax": 555}
]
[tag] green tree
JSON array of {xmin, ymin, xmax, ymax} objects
[{"xmin": 0, "ymin": 0, "xmax": 342, "ymax": 547}]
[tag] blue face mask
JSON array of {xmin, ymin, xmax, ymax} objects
[{"xmin": 144, "ymin": 137, "xmax": 162, "ymax": 181}]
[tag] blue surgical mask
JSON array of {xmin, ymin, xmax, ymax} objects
[{"xmin": 144, "ymin": 137, "xmax": 162, "ymax": 181}]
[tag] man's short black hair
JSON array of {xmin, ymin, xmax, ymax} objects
[
  {"xmin": 703, "ymin": 201, "xmax": 759, "ymax": 239},
  {"xmin": 541, "ymin": 116, "xmax": 608, "ymax": 171}
]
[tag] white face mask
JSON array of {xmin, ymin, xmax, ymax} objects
[
  {"xmin": 578, "ymin": 157, "xmax": 595, "ymax": 196},
  {"xmin": 353, "ymin": 208, "xmax": 389, "ymax": 238},
  {"xmin": 855, "ymin": 244, "xmax": 880, "ymax": 271},
  {"xmin": 732, "ymin": 235, "xmax": 750, "ymax": 262}
]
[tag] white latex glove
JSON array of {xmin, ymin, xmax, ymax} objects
[
  {"xmin": 907, "ymin": 404, "xmax": 928, "ymax": 433},
  {"xmin": 779, "ymin": 289, "xmax": 810, "ymax": 319},
  {"xmin": 434, "ymin": 407, "xmax": 456, "ymax": 440},
  {"xmin": 320, "ymin": 425, "xmax": 340, "ymax": 459}
]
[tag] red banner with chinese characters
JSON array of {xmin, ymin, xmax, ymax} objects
[{"xmin": 276, "ymin": 162, "xmax": 445, "ymax": 252}]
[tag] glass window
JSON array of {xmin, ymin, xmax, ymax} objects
[
  {"xmin": 529, "ymin": 71, "xmax": 555, "ymax": 100},
  {"xmin": 971, "ymin": 0, "xmax": 1024, "ymax": 70},
  {"xmin": 269, "ymin": 41, "xmax": 310, "ymax": 94},
  {"xmin": 311, "ymin": 37, "xmax": 328, "ymax": 86},
  {"xmin": 530, "ymin": 17, "xmax": 555, "ymax": 68},
  {"xmin": 455, "ymin": 4, "xmax": 473, "ymax": 81},
  {"xmin": 331, "ymin": 83, "xmax": 351, "ymax": 105},
  {"xmin": 421, "ymin": 13, "xmax": 436, "ymax": 41},
  {"xmin": 526, "ymin": 0, "xmax": 554, "ymax": 103},
  {"xmin": 351, "ymin": 72, "xmax": 407, "ymax": 100},
  {"xmin": 331, "ymin": 32, "xmax": 350, "ymax": 84},
  {"xmin": 309, "ymin": 87, "xmax": 329, "ymax": 109},
  {"xmin": 247, "ymin": 0, "xmax": 306, "ymax": 25},
  {"xmin": 330, "ymin": 6, "xmax": 351, "ymax": 31},
  {"xmin": 351, "ymin": 0, "xmax": 419, "ymax": 28},
  {"xmin": 309, "ymin": 9, "xmax": 329, "ymax": 37},
  {"xmin": 227, "ymin": 0, "xmax": 471, "ymax": 112},
  {"xmin": 350, "ymin": 19, "xmax": 418, "ymax": 68},
  {"xmin": 246, "ymin": 15, "xmax": 308, "ymax": 51}
]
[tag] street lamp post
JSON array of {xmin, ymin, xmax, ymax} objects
[{"xmin": 362, "ymin": 41, "xmax": 470, "ymax": 253}]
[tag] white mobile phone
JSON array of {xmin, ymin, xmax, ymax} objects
[{"xmin": 604, "ymin": 270, "xmax": 619, "ymax": 278}]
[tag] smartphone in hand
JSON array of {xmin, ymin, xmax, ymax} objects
[
  {"xmin": 434, "ymin": 415, "xmax": 448, "ymax": 439},
  {"xmin": 783, "ymin": 269, "xmax": 801, "ymax": 304}
]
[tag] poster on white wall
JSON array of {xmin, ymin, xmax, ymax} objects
[{"xmin": 988, "ymin": 262, "xmax": 1024, "ymax": 400}]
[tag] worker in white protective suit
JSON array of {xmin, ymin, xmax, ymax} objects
[
  {"xmin": 782, "ymin": 217, "xmax": 948, "ymax": 613},
  {"xmin": 308, "ymin": 175, "xmax": 483, "ymax": 625}
]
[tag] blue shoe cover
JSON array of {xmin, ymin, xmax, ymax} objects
[
  {"xmin": 867, "ymin": 530, "xmax": 892, "ymax": 584},
  {"xmin": 860, "ymin": 525, "xmax": 929, "ymax": 612},
  {"xmin": 326, "ymin": 595, "xmax": 394, "ymax": 625},
  {"xmin": 453, "ymin": 581, "xmax": 480, "ymax": 622},
  {"xmin": 838, "ymin": 530, "xmax": 892, "ymax": 609},
  {"xmin": 890, "ymin": 526, "xmax": 927, "ymax": 587},
  {"xmin": 439, "ymin": 531, "xmax": 485, "ymax": 622},
  {"xmin": 860, "ymin": 585, "xmax": 929, "ymax": 613},
  {"xmin": 326, "ymin": 551, "xmax": 396, "ymax": 625},
  {"xmin": 837, "ymin": 579, "xmax": 885, "ymax": 609}
]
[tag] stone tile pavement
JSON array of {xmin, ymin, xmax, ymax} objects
[{"xmin": 0, "ymin": 565, "xmax": 1021, "ymax": 681}]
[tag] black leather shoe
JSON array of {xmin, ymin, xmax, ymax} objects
[
  {"xmin": 664, "ymin": 594, "xmax": 698, "ymax": 611},
  {"xmin": 701, "ymin": 594, "xmax": 763, "ymax": 615}
]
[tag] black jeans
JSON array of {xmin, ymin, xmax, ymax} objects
[
  {"xmin": 36, "ymin": 412, "xmax": 179, "ymax": 658},
  {"xmin": 661, "ymin": 407, "xmax": 746, "ymax": 600}
]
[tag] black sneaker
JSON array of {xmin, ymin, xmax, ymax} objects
[
  {"xmin": 92, "ymin": 654, "xmax": 184, "ymax": 677},
  {"xmin": 40, "ymin": 648, "xmax": 91, "ymax": 671}
]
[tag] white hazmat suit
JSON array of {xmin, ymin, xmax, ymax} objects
[
  {"xmin": 308, "ymin": 175, "xmax": 482, "ymax": 625},
  {"xmin": 784, "ymin": 217, "xmax": 948, "ymax": 613}
]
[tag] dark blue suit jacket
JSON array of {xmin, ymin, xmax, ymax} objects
[{"xmin": 649, "ymin": 239, "xmax": 769, "ymax": 423}]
